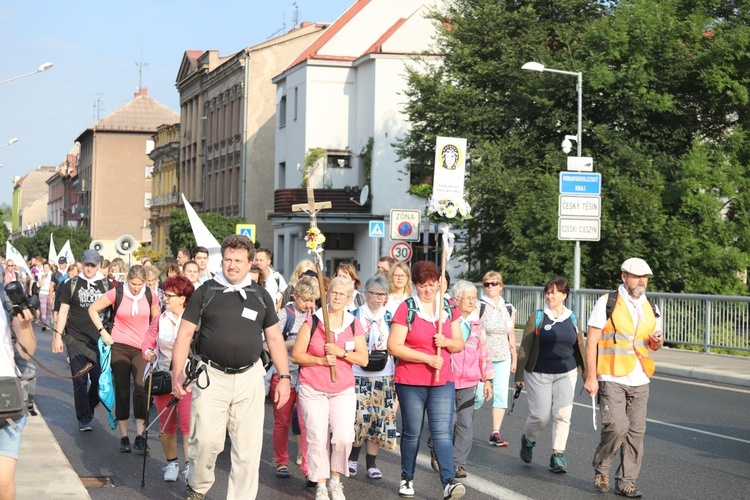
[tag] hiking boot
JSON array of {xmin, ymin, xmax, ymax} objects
[
  {"xmin": 615, "ymin": 486, "xmax": 643, "ymax": 498},
  {"xmin": 430, "ymin": 447, "xmax": 439, "ymax": 472},
  {"xmin": 119, "ymin": 436, "xmax": 131, "ymax": 453},
  {"xmin": 489, "ymin": 432, "xmax": 509, "ymax": 447},
  {"xmin": 133, "ymin": 434, "xmax": 150, "ymax": 455},
  {"xmin": 520, "ymin": 434, "xmax": 535, "ymax": 463},
  {"xmin": 549, "ymin": 452, "xmax": 567, "ymax": 473},
  {"xmin": 443, "ymin": 479, "xmax": 466, "ymax": 499},
  {"xmin": 399, "ymin": 477, "xmax": 415, "ymax": 497},
  {"xmin": 454, "ymin": 465, "xmax": 467, "ymax": 478},
  {"xmin": 328, "ymin": 481, "xmax": 345, "ymax": 500},
  {"xmin": 594, "ymin": 473, "xmax": 609, "ymax": 493},
  {"xmin": 163, "ymin": 461, "xmax": 180, "ymax": 482},
  {"xmin": 185, "ymin": 485, "xmax": 205, "ymax": 500}
]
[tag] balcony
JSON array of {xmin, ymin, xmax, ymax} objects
[{"xmin": 273, "ymin": 188, "xmax": 370, "ymax": 216}]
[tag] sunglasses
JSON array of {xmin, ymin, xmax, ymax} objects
[{"xmin": 483, "ymin": 281, "xmax": 501, "ymax": 288}]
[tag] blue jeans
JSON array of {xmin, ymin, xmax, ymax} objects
[
  {"xmin": 396, "ymin": 382, "xmax": 456, "ymax": 486},
  {"xmin": 68, "ymin": 340, "xmax": 101, "ymax": 424}
]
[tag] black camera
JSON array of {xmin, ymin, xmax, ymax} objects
[{"xmin": 5, "ymin": 280, "xmax": 39, "ymax": 316}]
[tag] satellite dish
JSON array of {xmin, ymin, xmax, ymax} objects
[
  {"xmin": 351, "ymin": 185, "xmax": 369, "ymax": 206},
  {"xmin": 89, "ymin": 240, "xmax": 105, "ymax": 252},
  {"xmin": 115, "ymin": 234, "xmax": 137, "ymax": 255}
]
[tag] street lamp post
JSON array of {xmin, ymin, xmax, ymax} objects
[
  {"xmin": 522, "ymin": 61, "xmax": 584, "ymax": 311},
  {"xmin": 0, "ymin": 62, "xmax": 53, "ymax": 85}
]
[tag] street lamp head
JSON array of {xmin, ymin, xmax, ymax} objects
[
  {"xmin": 522, "ymin": 61, "xmax": 545, "ymax": 72},
  {"xmin": 8, "ymin": 138, "xmax": 19, "ymax": 145},
  {"xmin": 38, "ymin": 62, "xmax": 53, "ymax": 72}
]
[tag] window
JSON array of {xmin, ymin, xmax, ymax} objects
[
  {"xmin": 145, "ymin": 192, "xmax": 152, "ymax": 208},
  {"xmin": 323, "ymin": 233, "xmax": 355, "ymax": 250},
  {"xmin": 293, "ymin": 87, "xmax": 298, "ymax": 121},
  {"xmin": 279, "ymin": 95, "xmax": 287, "ymax": 128},
  {"xmin": 145, "ymin": 165, "xmax": 153, "ymax": 178},
  {"xmin": 327, "ymin": 154, "xmax": 351, "ymax": 169},
  {"xmin": 278, "ymin": 162, "xmax": 286, "ymax": 189}
]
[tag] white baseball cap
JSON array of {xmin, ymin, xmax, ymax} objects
[{"xmin": 621, "ymin": 258, "xmax": 653, "ymax": 276}]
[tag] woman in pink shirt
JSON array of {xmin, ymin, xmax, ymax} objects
[
  {"xmin": 90, "ymin": 265, "xmax": 160, "ymax": 454},
  {"xmin": 292, "ymin": 276, "xmax": 369, "ymax": 500}
]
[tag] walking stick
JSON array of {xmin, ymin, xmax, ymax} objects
[{"xmin": 141, "ymin": 370, "xmax": 153, "ymax": 488}]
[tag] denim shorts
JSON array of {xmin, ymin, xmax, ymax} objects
[{"xmin": 0, "ymin": 414, "xmax": 27, "ymax": 460}]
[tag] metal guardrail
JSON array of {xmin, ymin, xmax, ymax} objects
[{"xmin": 500, "ymin": 285, "xmax": 750, "ymax": 353}]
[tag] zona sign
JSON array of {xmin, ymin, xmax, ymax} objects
[{"xmin": 390, "ymin": 242, "xmax": 413, "ymax": 263}]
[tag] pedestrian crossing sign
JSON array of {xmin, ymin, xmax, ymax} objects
[
  {"xmin": 369, "ymin": 220, "xmax": 385, "ymax": 238},
  {"xmin": 235, "ymin": 224, "xmax": 256, "ymax": 243}
]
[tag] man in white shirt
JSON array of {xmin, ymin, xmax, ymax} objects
[
  {"xmin": 584, "ymin": 258, "xmax": 663, "ymax": 499},
  {"xmin": 253, "ymin": 248, "xmax": 286, "ymax": 309},
  {"xmin": 192, "ymin": 246, "xmax": 212, "ymax": 284}
]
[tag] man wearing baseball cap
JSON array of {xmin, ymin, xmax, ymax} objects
[{"xmin": 584, "ymin": 258, "xmax": 664, "ymax": 498}]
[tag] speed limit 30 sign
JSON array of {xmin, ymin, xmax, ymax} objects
[{"xmin": 390, "ymin": 242, "xmax": 413, "ymax": 263}]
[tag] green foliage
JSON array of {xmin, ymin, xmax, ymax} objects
[
  {"xmin": 408, "ymin": 183, "xmax": 432, "ymax": 198},
  {"xmin": 301, "ymin": 148, "xmax": 326, "ymax": 188},
  {"xmin": 133, "ymin": 246, "xmax": 164, "ymax": 263},
  {"xmin": 397, "ymin": 0, "xmax": 750, "ymax": 294},
  {"xmin": 10, "ymin": 225, "xmax": 91, "ymax": 262},
  {"xmin": 167, "ymin": 210, "xmax": 249, "ymax": 257}
]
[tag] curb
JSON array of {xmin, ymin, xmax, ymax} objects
[{"xmin": 656, "ymin": 364, "xmax": 750, "ymax": 388}]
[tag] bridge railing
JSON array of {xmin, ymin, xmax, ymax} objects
[{"xmin": 498, "ymin": 285, "xmax": 750, "ymax": 353}]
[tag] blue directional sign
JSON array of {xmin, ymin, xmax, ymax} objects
[
  {"xmin": 559, "ymin": 172, "xmax": 602, "ymax": 196},
  {"xmin": 369, "ymin": 220, "xmax": 385, "ymax": 238}
]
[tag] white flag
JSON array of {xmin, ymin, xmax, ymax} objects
[
  {"xmin": 5, "ymin": 241, "xmax": 31, "ymax": 277},
  {"xmin": 180, "ymin": 193, "xmax": 222, "ymax": 274},
  {"xmin": 48, "ymin": 233, "xmax": 58, "ymax": 264},
  {"xmin": 58, "ymin": 240, "xmax": 75, "ymax": 265}
]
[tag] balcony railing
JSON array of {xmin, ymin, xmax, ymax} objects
[{"xmin": 273, "ymin": 188, "xmax": 370, "ymax": 215}]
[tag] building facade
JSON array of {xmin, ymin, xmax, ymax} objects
[
  {"xmin": 47, "ymin": 147, "xmax": 79, "ymax": 227},
  {"xmin": 75, "ymin": 88, "xmax": 179, "ymax": 260},
  {"xmin": 12, "ymin": 166, "xmax": 56, "ymax": 237},
  {"xmin": 148, "ymin": 123, "xmax": 180, "ymax": 258},
  {"xmin": 174, "ymin": 22, "xmax": 327, "ymax": 249}
]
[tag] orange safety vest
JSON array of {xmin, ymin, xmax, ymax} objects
[{"xmin": 598, "ymin": 294, "xmax": 657, "ymax": 377}]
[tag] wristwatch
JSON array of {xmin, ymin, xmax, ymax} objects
[
  {"xmin": 99, "ymin": 327, "xmax": 107, "ymax": 334},
  {"xmin": 279, "ymin": 374, "xmax": 291, "ymax": 380},
  {"xmin": 343, "ymin": 350, "xmax": 348, "ymax": 359}
]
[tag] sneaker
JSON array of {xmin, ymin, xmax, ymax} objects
[
  {"xmin": 489, "ymin": 432, "xmax": 509, "ymax": 447},
  {"xmin": 520, "ymin": 434, "xmax": 535, "ymax": 463},
  {"xmin": 328, "ymin": 481, "xmax": 345, "ymax": 500},
  {"xmin": 182, "ymin": 463, "xmax": 190, "ymax": 484},
  {"xmin": 119, "ymin": 436, "xmax": 131, "ymax": 453},
  {"xmin": 443, "ymin": 479, "xmax": 466, "ymax": 499},
  {"xmin": 305, "ymin": 476, "xmax": 318, "ymax": 488},
  {"xmin": 615, "ymin": 486, "xmax": 643, "ymax": 498},
  {"xmin": 430, "ymin": 447, "xmax": 439, "ymax": 472},
  {"xmin": 549, "ymin": 452, "xmax": 567, "ymax": 473},
  {"xmin": 78, "ymin": 421, "xmax": 93, "ymax": 432},
  {"xmin": 276, "ymin": 464, "xmax": 291, "ymax": 478},
  {"xmin": 133, "ymin": 434, "xmax": 150, "ymax": 455},
  {"xmin": 594, "ymin": 473, "xmax": 609, "ymax": 493},
  {"xmin": 185, "ymin": 485, "xmax": 205, "ymax": 500},
  {"xmin": 315, "ymin": 485, "xmax": 330, "ymax": 500},
  {"xmin": 163, "ymin": 461, "xmax": 180, "ymax": 482},
  {"xmin": 454, "ymin": 465, "xmax": 467, "ymax": 478},
  {"xmin": 348, "ymin": 460, "xmax": 358, "ymax": 476},
  {"xmin": 399, "ymin": 477, "xmax": 415, "ymax": 497}
]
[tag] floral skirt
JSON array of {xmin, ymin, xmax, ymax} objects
[{"xmin": 353, "ymin": 375, "xmax": 398, "ymax": 450}]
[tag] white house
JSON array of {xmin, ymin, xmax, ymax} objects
[{"xmin": 270, "ymin": 0, "xmax": 464, "ymax": 280}]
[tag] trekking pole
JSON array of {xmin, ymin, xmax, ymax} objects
[{"xmin": 141, "ymin": 370, "xmax": 153, "ymax": 488}]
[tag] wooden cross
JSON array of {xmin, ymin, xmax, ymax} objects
[
  {"xmin": 292, "ymin": 188, "xmax": 332, "ymax": 228},
  {"xmin": 292, "ymin": 188, "xmax": 336, "ymax": 381}
]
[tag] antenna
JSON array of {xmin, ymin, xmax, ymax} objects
[
  {"xmin": 135, "ymin": 58, "xmax": 150, "ymax": 90},
  {"xmin": 292, "ymin": 1, "xmax": 298, "ymax": 29},
  {"xmin": 267, "ymin": 10, "xmax": 287, "ymax": 39},
  {"xmin": 351, "ymin": 185, "xmax": 369, "ymax": 206},
  {"xmin": 92, "ymin": 93, "xmax": 105, "ymax": 122}
]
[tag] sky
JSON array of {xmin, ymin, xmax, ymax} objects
[{"xmin": 0, "ymin": 0, "xmax": 354, "ymax": 206}]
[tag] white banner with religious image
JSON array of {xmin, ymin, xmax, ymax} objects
[
  {"xmin": 5, "ymin": 241, "xmax": 31, "ymax": 277},
  {"xmin": 432, "ymin": 136, "xmax": 467, "ymax": 203},
  {"xmin": 180, "ymin": 193, "xmax": 222, "ymax": 274}
]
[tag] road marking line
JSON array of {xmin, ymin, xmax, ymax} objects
[
  {"xmin": 651, "ymin": 375, "xmax": 750, "ymax": 394},
  {"xmin": 573, "ymin": 402, "xmax": 750, "ymax": 444}
]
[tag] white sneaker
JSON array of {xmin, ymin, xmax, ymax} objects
[
  {"xmin": 182, "ymin": 463, "xmax": 190, "ymax": 484},
  {"xmin": 328, "ymin": 481, "xmax": 346, "ymax": 500},
  {"xmin": 443, "ymin": 479, "xmax": 466, "ymax": 499},
  {"xmin": 315, "ymin": 485, "xmax": 330, "ymax": 500},
  {"xmin": 399, "ymin": 478, "xmax": 415, "ymax": 497},
  {"xmin": 163, "ymin": 461, "xmax": 180, "ymax": 482}
]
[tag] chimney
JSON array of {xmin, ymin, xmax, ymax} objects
[{"xmin": 134, "ymin": 87, "xmax": 149, "ymax": 98}]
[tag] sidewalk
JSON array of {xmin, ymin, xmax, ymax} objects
[{"xmin": 14, "ymin": 347, "xmax": 750, "ymax": 499}]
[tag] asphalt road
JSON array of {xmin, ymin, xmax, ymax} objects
[{"xmin": 29, "ymin": 327, "xmax": 750, "ymax": 499}]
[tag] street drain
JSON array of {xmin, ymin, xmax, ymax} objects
[{"xmin": 80, "ymin": 476, "xmax": 117, "ymax": 488}]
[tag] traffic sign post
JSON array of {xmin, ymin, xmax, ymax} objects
[
  {"xmin": 559, "ymin": 172, "xmax": 602, "ymax": 195},
  {"xmin": 558, "ymin": 195, "xmax": 600, "ymax": 218},
  {"xmin": 235, "ymin": 224, "xmax": 256, "ymax": 243},
  {"xmin": 369, "ymin": 220, "xmax": 385, "ymax": 238},
  {"xmin": 389, "ymin": 209, "xmax": 421, "ymax": 241},
  {"xmin": 390, "ymin": 241, "xmax": 413, "ymax": 263},
  {"xmin": 558, "ymin": 218, "xmax": 600, "ymax": 241}
]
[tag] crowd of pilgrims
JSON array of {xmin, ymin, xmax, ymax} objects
[{"xmin": 10, "ymin": 248, "xmax": 587, "ymax": 500}]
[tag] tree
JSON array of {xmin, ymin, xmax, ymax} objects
[
  {"xmin": 168, "ymin": 210, "xmax": 250, "ymax": 257},
  {"xmin": 396, "ymin": 0, "xmax": 750, "ymax": 294},
  {"xmin": 11, "ymin": 225, "xmax": 91, "ymax": 263}
]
